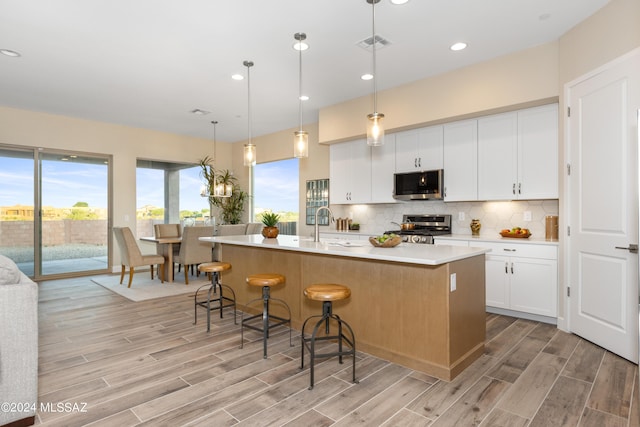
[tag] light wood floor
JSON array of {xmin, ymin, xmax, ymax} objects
[{"xmin": 35, "ymin": 276, "xmax": 639, "ymax": 427}]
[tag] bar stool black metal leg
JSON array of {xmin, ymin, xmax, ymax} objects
[{"xmin": 262, "ymin": 286, "xmax": 270, "ymax": 359}]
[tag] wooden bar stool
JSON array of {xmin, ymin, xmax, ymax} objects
[
  {"xmin": 241, "ymin": 273, "xmax": 292, "ymax": 358},
  {"xmin": 194, "ymin": 262, "xmax": 236, "ymax": 332},
  {"xmin": 301, "ymin": 283, "xmax": 357, "ymax": 390}
]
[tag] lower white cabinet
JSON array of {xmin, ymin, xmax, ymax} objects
[
  {"xmin": 434, "ymin": 238, "xmax": 558, "ymax": 319},
  {"xmin": 483, "ymin": 242, "xmax": 557, "ymax": 317}
]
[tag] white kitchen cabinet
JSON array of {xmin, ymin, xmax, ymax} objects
[
  {"xmin": 477, "ymin": 104, "xmax": 558, "ymax": 200},
  {"xmin": 443, "ymin": 119, "xmax": 477, "ymax": 201},
  {"xmin": 329, "ymin": 139, "xmax": 371, "ymax": 204},
  {"xmin": 395, "ymin": 126, "xmax": 443, "ymax": 172},
  {"xmin": 477, "ymin": 112, "xmax": 518, "ymax": 200},
  {"xmin": 483, "ymin": 241, "xmax": 558, "ymax": 318},
  {"xmin": 370, "ymin": 134, "xmax": 397, "ymax": 203},
  {"xmin": 517, "ymin": 104, "xmax": 558, "ymax": 199}
]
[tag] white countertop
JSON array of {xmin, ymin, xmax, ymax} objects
[
  {"xmin": 200, "ymin": 234, "xmax": 490, "ymax": 266},
  {"xmin": 435, "ymin": 234, "xmax": 559, "ymax": 246}
]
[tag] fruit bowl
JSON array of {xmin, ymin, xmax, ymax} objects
[
  {"xmin": 500, "ymin": 229, "xmax": 531, "ymax": 238},
  {"xmin": 369, "ymin": 235, "xmax": 402, "ymax": 248}
]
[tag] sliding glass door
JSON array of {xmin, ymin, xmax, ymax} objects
[
  {"xmin": 0, "ymin": 147, "xmax": 35, "ymax": 275},
  {"xmin": 0, "ymin": 145, "xmax": 111, "ymax": 279}
]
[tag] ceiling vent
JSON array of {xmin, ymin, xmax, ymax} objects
[{"xmin": 357, "ymin": 35, "xmax": 391, "ymax": 50}]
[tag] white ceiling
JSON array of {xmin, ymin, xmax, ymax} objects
[{"xmin": 0, "ymin": 0, "xmax": 610, "ymax": 143}]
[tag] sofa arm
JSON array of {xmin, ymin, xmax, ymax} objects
[{"xmin": 0, "ymin": 275, "xmax": 38, "ymax": 427}]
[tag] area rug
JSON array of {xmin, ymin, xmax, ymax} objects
[{"xmin": 91, "ymin": 274, "xmax": 209, "ymax": 302}]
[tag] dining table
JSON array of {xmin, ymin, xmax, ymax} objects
[{"xmin": 140, "ymin": 236, "xmax": 181, "ymax": 282}]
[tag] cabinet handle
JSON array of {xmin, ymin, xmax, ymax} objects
[
  {"xmin": 418, "ymin": 158, "xmax": 421, "ymax": 168},
  {"xmin": 511, "ymin": 263, "xmax": 514, "ymax": 274},
  {"xmin": 518, "ymin": 183, "xmax": 521, "ymax": 194},
  {"xmin": 444, "ymin": 187, "xmax": 447, "ymax": 197},
  {"xmin": 505, "ymin": 262, "xmax": 508, "ymax": 274},
  {"xmin": 503, "ymin": 248, "xmax": 516, "ymax": 252},
  {"xmin": 415, "ymin": 158, "xmax": 418, "ymax": 168},
  {"xmin": 512, "ymin": 183, "xmax": 516, "ymax": 195}
]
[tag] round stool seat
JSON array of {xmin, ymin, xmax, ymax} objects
[
  {"xmin": 246, "ymin": 273, "xmax": 285, "ymax": 287},
  {"xmin": 304, "ymin": 284, "xmax": 351, "ymax": 302},
  {"xmin": 198, "ymin": 262, "xmax": 231, "ymax": 274}
]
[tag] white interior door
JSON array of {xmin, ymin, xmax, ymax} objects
[{"xmin": 567, "ymin": 49, "xmax": 640, "ymax": 362}]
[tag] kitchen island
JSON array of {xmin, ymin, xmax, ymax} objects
[{"xmin": 201, "ymin": 234, "xmax": 490, "ymax": 380}]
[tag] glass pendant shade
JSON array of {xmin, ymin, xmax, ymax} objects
[
  {"xmin": 294, "ymin": 130, "xmax": 308, "ymax": 158},
  {"xmin": 367, "ymin": 112, "xmax": 385, "ymax": 146},
  {"xmin": 244, "ymin": 143, "xmax": 256, "ymax": 166}
]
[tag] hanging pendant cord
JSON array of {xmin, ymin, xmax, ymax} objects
[
  {"xmin": 244, "ymin": 60, "xmax": 253, "ymax": 144},
  {"xmin": 372, "ymin": 0, "xmax": 378, "ymax": 114},
  {"xmin": 298, "ymin": 38, "xmax": 303, "ymax": 132}
]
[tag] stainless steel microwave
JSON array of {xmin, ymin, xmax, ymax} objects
[{"xmin": 393, "ymin": 169, "xmax": 444, "ymax": 201}]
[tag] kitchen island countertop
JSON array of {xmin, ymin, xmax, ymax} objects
[{"xmin": 200, "ymin": 234, "xmax": 490, "ymax": 265}]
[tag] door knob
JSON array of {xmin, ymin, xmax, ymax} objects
[{"xmin": 615, "ymin": 244, "xmax": 638, "ymax": 253}]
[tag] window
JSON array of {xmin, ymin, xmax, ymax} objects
[
  {"xmin": 136, "ymin": 160, "xmax": 208, "ymax": 237},
  {"xmin": 254, "ymin": 158, "xmax": 299, "ymax": 235}
]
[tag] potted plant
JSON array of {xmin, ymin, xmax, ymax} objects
[
  {"xmin": 199, "ymin": 157, "xmax": 249, "ymax": 224},
  {"xmin": 260, "ymin": 212, "xmax": 280, "ymax": 238}
]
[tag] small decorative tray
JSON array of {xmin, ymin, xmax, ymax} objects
[
  {"xmin": 369, "ymin": 235, "xmax": 402, "ymax": 247},
  {"xmin": 499, "ymin": 231, "xmax": 531, "ymax": 238}
]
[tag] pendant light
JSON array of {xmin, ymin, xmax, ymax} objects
[
  {"xmin": 200, "ymin": 121, "xmax": 232, "ymax": 199},
  {"xmin": 211, "ymin": 120, "xmax": 232, "ymax": 198},
  {"xmin": 366, "ymin": 0, "xmax": 385, "ymax": 146},
  {"xmin": 293, "ymin": 32, "xmax": 309, "ymax": 158},
  {"xmin": 243, "ymin": 60, "xmax": 256, "ymax": 166}
]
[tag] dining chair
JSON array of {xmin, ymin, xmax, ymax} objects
[
  {"xmin": 113, "ymin": 227, "xmax": 165, "ymax": 288},
  {"xmin": 174, "ymin": 226, "xmax": 215, "ymax": 284},
  {"xmin": 154, "ymin": 223, "xmax": 182, "ymax": 275}
]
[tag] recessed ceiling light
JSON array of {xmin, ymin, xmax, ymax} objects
[
  {"xmin": 361, "ymin": 73, "xmax": 374, "ymax": 81},
  {"xmin": 299, "ymin": 95, "xmax": 309, "ymax": 101},
  {"xmin": 390, "ymin": 0, "xmax": 409, "ymax": 4},
  {"xmin": 450, "ymin": 42, "xmax": 467, "ymax": 51},
  {"xmin": 231, "ymin": 74, "xmax": 244, "ymax": 80},
  {"xmin": 0, "ymin": 49, "xmax": 21, "ymax": 57}
]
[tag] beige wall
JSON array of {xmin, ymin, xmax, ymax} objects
[
  {"xmin": 319, "ymin": 42, "xmax": 560, "ymax": 144},
  {"xmin": 0, "ymin": 106, "xmax": 225, "ymax": 232}
]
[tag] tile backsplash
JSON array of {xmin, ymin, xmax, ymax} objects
[{"xmin": 327, "ymin": 199, "xmax": 559, "ymax": 238}]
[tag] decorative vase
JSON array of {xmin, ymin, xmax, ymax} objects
[
  {"xmin": 470, "ymin": 219, "xmax": 481, "ymax": 236},
  {"xmin": 262, "ymin": 226, "xmax": 279, "ymax": 238}
]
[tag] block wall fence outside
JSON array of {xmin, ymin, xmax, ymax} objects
[{"xmin": 0, "ymin": 219, "xmax": 159, "ymax": 248}]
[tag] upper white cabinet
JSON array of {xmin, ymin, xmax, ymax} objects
[
  {"xmin": 517, "ymin": 104, "xmax": 558, "ymax": 199},
  {"xmin": 478, "ymin": 104, "xmax": 558, "ymax": 200},
  {"xmin": 371, "ymin": 134, "xmax": 397, "ymax": 203},
  {"xmin": 330, "ymin": 139, "xmax": 371, "ymax": 204},
  {"xmin": 329, "ymin": 136, "xmax": 396, "ymax": 205},
  {"xmin": 443, "ymin": 119, "xmax": 478, "ymax": 201},
  {"xmin": 395, "ymin": 126, "xmax": 443, "ymax": 172}
]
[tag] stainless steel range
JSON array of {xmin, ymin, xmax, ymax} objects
[{"xmin": 385, "ymin": 214, "xmax": 452, "ymax": 244}]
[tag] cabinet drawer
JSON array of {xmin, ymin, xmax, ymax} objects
[{"xmin": 474, "ymin": 241, "xmax": 557, "ymax": 259}]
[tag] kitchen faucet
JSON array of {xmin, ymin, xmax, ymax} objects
[{"xmin": 314, "ymin": 206, "xmax": 334, "ymax": 242}]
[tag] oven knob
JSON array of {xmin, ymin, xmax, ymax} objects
[
  {"xmin": 420, "ymin": 236, "xmax": 428, "ymax": 243},
  {"xmin": 401, "ymin": 236, "xmax": 409, "ymax": 243},
  {"xmin": 411, "ymin": 235, "xmax": 421, "ymax": 243}
]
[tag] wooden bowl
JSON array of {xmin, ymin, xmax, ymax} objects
[
  {"xmin": 369, "ymin": 235, "xmax": 402, "ymax": 247},
  {"xmin": 499, "ymin": 230, "xmax": 531, "ymax": 238}
]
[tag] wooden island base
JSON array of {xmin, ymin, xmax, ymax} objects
[{"xmin": 219, "ymin": 244, "xmax": 486, "ymax": 381}]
